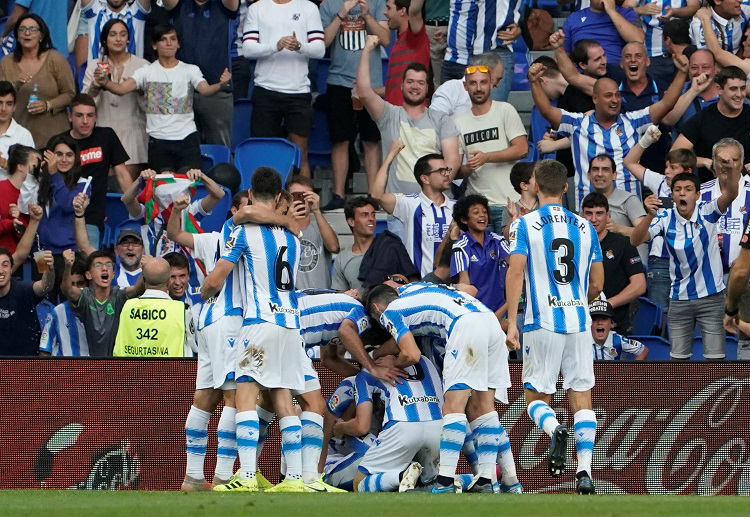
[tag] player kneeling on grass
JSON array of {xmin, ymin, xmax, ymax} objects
[{"xmin": 589, "ymin": 300, "xmax": 648, "ymax": 360}]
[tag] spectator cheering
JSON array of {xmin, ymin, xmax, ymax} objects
[
  {"xmin": 383, "ymin": 0, "xmax": 427, "ymax": 106},
  {"xmin": 589, "ymin": 299, "xmax": 648, "ymax": 360}
]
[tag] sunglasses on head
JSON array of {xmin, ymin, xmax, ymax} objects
[{"xmin": 465, "ymin": 65, "xmax": 489, "ymax": 75}]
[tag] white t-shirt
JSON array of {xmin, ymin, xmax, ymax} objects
[
  {"xmin": 131, "ymin": 61, "xmax": 205, "ymax": 140},
  {"xmin": 455, "ymin": 101, "xmax": 527, "ymax": 206},
  {"xmin": 0, "ymin": 119, "xmax": 34, "ymax": 180},
  {"xmin": 430, "ymin": 79, "xmax": 471, "ymax": 118}
]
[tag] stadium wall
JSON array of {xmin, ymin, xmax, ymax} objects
[{"xmin": 1, "ymin": 359, "xmax": 748, "ymax": 495}]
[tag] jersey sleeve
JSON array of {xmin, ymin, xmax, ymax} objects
[
  {"xmin": 353, "ymin": 371, "xmax": 379, "ymax": 405},
  {"xmin": 624, "ymin": 107, "xmax": 652, "ymax": 130},
  {"xmin": 621, "ymin": 335, "xmax": 645, "ymax": 357},
  {"xmin": 589, "ymin": 223, "xmax": 603, "ymax": 263},
  {"xmin": 392, "ymin": 194, "xmax": 414, "ymax": 223},
  {"xmin": 191, "ymin": 232, "xmax": 222, "ymax": 264},
  {"xmin": 450, "ymin": 234, "xmax": 470, "ymax": 277},
  {"xmin": 380, "ymin": 308, "xmax": 410, "ymax": 343},
  {"xmin": 221, "ymin": 225, "xmax": 248, "ymax": 263},
  {"xmin": 647, "ymin": 209, "xmax": 669, "ymax": 240},
  {"xmin": 327, "ymin": 378, "xmax": 356, "ymax": 417},
  {"xmin": 344, "ymin": 305, "xmax": 370, "ymax": 335},
  {"xmin": 557, "ymin": 110, "xmax": 583, "ymax": 137},
  {"xmin": 39, "ymin": 311, "xmax": 56, "ymax": 354},
  {"xmin": 508, "ymin": 218, "xmax": 530, "ymax": 257},
  {"xmin": 699, "ymin": 199, "xmax": 724, "ymax": 222}
]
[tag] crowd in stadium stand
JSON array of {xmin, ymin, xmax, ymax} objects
[{"xmin": 0, "ymin": 0, "xmax": 749, "ymax": 366}]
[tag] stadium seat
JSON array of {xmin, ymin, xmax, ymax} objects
[
  {"xmin": 231, "ymin": 98, "xmax": 253, "ymax": 150},
  {"xmin": 194, "ymin": 185, "xmax": 232, "ymax": 233},
  {"xmin": 375, "ymin": 219, "xmax": 387, "ymax": 234},
  {"xmin": 234, "ymin": 137, "xmax": 301, "ymax": 190},
  {"xmin": 103, "ymin": 193, "xmax": 133, "ymax": 247},
  {"xmin": 315, "ymin": 57, "xmax": 330, "ymax": 95},
  {"xmin": 628, "ymin": 335, "xmax": 671, "ymax": 360},
  {"xmin": 511, "ymin": 38, "xmax": 530, "ymax": 91},
  {"xmin": 308, "ymin": 109, "xmax": 332, "ymax": 171},
  {"xmin": 200, "ymin": 144, "xmax": 231, "ymax": 171},
  {"xmin": 691, "ymin": 336, "xmax": 738, "ymax": 360},
  {"xmin": 631, "ymin": 297, "xmax": 662, "ymax": 335}
]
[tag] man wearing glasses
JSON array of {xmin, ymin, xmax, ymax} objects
[
  {"xmin": 454, "ymin": 65, "xmax": 527, "ymax": 235},
  {"xmin": 370, "ymin": 142, "xmax": 454, "ymax": 278}
]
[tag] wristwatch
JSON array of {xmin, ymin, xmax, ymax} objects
[{"xmin": 725, "ymin": 305, "xmax": 739, "ymax": 317}]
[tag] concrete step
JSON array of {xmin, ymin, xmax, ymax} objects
[
  {"xmin": 529, "ymin": 50, "xmax": 555, "ymax": 62},
  {"xmin": 553, "ymin": 17, "xmax": 566, "ymax": 30},
  {"xmin": 507, "ymin": 90, "xmax": 534, "ymax": 113}
]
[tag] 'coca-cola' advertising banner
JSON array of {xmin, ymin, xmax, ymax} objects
[{"xmin": 0, "ymin": 360, "xmax": 748, "ymax": 494}]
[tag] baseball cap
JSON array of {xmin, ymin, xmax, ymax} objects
[
  {"xmin": 116, "ymin": 229, "xmax": 143, "ymax": 245},
  {"xmin": 589, "ymin": 299, "xmax": 613, "ymax": 318}
]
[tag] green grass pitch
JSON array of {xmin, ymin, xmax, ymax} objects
[{"xmin": 0, "ymin": 491, "xmax": 747, "ymax": 517}]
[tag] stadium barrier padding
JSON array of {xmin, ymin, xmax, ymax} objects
[{"xmin": 0, "ymin": 359, "xmax": 748, "ymax": 494}]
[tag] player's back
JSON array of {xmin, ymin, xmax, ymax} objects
[
  {"xmin": 510, "ymin": 204, "xmax": 602, "ymax": 334},
  {"xmin": 297, "ymin": 290, "xmax": 369, "ymax": 349},
  {"xmin": 225, "ymin": 222, "xmax": 301, "ymax": 328}
]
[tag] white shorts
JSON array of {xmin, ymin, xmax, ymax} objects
[
  {"xmin": 291, "ymin": 351, "xmax": 321, "ymax": 396},
  {"xmin": 236, "ymin": 322, "xmax": 305, "ymax": 391},
  {"xmin": 358, "ymin": 420, "xmax": 442, "ymax": 483},
  {"xmin": 195, "ymin": 315, "xmax": 243, "ymax": 390},
  {"xmin": 522, "ymin": 328, "xmax": 594, "ymax": 394},
  {"xmin": 442, "ymin": 312, "xmax": 511, "ymax": 402}
]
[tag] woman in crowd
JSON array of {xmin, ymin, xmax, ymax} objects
[
  {"xmin": 0, "ymin": 14, "xmax": 75, "ymax": 147},
  {"xmin": 83, "ymin": 18, "xmax": 148, "ymax": 181},
  {"xmin": 0, "ymin": 144, "xmax": 40, "ymax": 253}
]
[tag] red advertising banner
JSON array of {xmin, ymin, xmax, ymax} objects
[{"xmin": 0, "ymin": 360, "xmax": 748, "ymax": 494}]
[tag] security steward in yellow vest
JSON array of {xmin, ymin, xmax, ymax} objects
[{"xmin": 114, "ymin": 258, "xmax": 194, "ymax": 357}]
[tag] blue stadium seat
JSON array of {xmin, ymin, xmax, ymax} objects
[
  {"xmin": 628, "ymin": 335, "xmax": 671, "ymax": 360},
  {"xmin": 103, "ymin": 193, "xmax": 133, "ymax": 247},
  {"xmin": 511, "ymin": 38, "xmax": 530, "ymax": 91},
  {"xmin": 631, "ymin": 296, "xmax": 662, "ymax": 335},
  {"xmin": 692, "ymin": 336, "xmax": 738, "ymax": 360},
  {"xmin": 200, "ymin": 144, "xmax": 231, "ymax": 171},
  {"xmin": 194, "ymin": 185, "xmax": 232, "ymax": 233},
  {"xmin": 308, "ymin": 109, "xmax": 331, "ymax": 170},
  {"xmin": 234, "ymin": 137, "xmax": 301, "ymax": 190},
  {"xmin": 232, "ymin": 98, "xmax": 253, "ymax": 150},
  {"xmin": 315, "ymin": 58, "xmax": 330, "ymax": 95},
  {"xmin": 375, "ymin": 219, "xmax": 387, "ymax": 234}
]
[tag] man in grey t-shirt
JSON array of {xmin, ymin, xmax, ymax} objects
[{"xmin": 62, "ymin": 249, "xmax": 145, "ymax": 357}]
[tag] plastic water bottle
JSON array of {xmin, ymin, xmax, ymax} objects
[{"xmin": 27, "ymin": 83, "xmax": 39, "ymax": 112}]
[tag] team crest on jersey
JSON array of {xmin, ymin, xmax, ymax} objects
[
  {"xmin": 615, "ymin": 128, "xmax": 623, "ymax": 136},
  {"xmin": 490, "ymin": 250, "xmax": 497, "ymax": 259},
  {"xmin": 385, "ymin": 321, "xmax": 396, "ymax": 337},
  {"xmin": 292, "ymin": 13, "xmax": 300, "ymax": 20},
  {"xmin": 356, "ymin": 317, "xmax": 368, "ymax": 333},
  {"xmin": 606, "ymin": 249, "xmax": 614, "ymax": 259},
  {"xmin": 225, "ymin": 237, "xmax": 236, "ymax": 249}
]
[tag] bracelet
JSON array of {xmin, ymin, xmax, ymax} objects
[
  {"xmin": 725, "ymin": 305, "xmax": 739, "ymax": 317},
  {"xmin": 75, "ymin": 214, "xmax": 85, "ymax": 219},
  {"xmin": 337, "ymin": 13, "xmax": 346, "ymax": 21}
]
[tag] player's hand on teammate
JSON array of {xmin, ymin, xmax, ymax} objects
[
  {"xmin": 344, "ymin": 288, "xmax": 361, "ymax": 300},
  {"xmin": 282, "ymin": 214, "xmax": 303, "ymax": 237},
  {"xmin": 371, "ymin": 363, "xmax": 406, "ymax": 386}
]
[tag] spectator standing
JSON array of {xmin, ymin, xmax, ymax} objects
[
  {"xmin": 689, "ymin": 0, "xmax": 750, "ymax": 54},
  {"xmin": 83, "ymin": 18, "xmax": 149, "ymax": 180},
  {"xmin": 724, "ymin": 216, "xmax": 750, "ymax": 359},
  {"xmin": 0, "ymin": 144, "xmax": 38, "ymax": 253},
  {"xmin": 39, "ymin": 257, "xmax": 90, "ymax": 357},
  {"xmin": 230, "ymin": 0, "xmax": 252, "ymax": 100},
  {"xmin": 455, "ymin": 65, "xmax": 527, "ymax": 234},
  {"xmin": 589, "ymin": 299, "xmax": 648, "ymax": 360},
  {"xmin": 383, "ymin": 0, "xmax": 427, "ymax": 106},
  {"xmin": 370, "ymin": 144, "xmax": 454, "ymax": 277},
  {"xmin": 1, "ymin": 0, "xmax": 69, "ymax": 57},
  {"xmin": 0, "ymin": 14, "xmax": 76, "ymax": 148},
  {"xmin": 586, "ymin": 154, "xmax": 646, "ymax": 239},
  {"xmin": 79, "ymin": 0, "xmax": 151, "ymax": 62},
  {"xmin": 695, "ymin": 6, "xmax": 750, "ymax": 75},
  {"xmin": 319, "ymin": 0, "xmax": 389, "ymax": 209},
  {"xmin": 430, "ymin": 52, "xmax": 503, "ymax": 117},
  {"xmin": 0, "ymin": 80, "xmax": 34, "ymax": 179},
  {"xmin": 529, "ymin": 58, "xmax": 567, "ymax": 163},
  {"xmin": 581, "ymin": 192, "xmax": 646, "ymax": 334},
  {"xmin": 489, "ymin": 0, "xmax": 522, "ymax": 102},
  {"xmin": 96, "ymin": 23, "xmax": 232, "ymax": 172},
  {"xmin": 0, "ymin": 245, "xmax": 53, "ymax": 356},
  {"xmin": 424, "ymin": 0, "xmax": 448, "ymax": 89},
  {"xmin": 662, "ymin": 16, "xmax": 691, "ymax": 62},
  {"xmin": 357, "ymin": 35, "xmax": 459, "ymax": 201},
  {"xmin": 241, "ymin": 0, "xmax": 324, "ymax": 178},
  {"xmin": 166, "ymin": 0, "xmax": 238, "ymax": 148}
]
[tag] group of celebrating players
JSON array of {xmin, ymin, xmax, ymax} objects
[{"xmin": 180, "ymin": 159, "xmax": 601, "ymax": 495}]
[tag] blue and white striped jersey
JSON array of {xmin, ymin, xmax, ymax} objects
[
  {"xmin": 380, "ymin": 284, "xmax": 489, "ymax": 343},
  {"xmin": 39, "ymin": 302, "xmax": 89, "ymax": 357},
  {"xmin": 194, "ymin": 219, "xmax": 245, "ymax": 330},
  {"xmin": 354, "ymin": 357, "xmax": 443, "ymax": 427},
  {"xmin": 298, "ymin": 290, "xmax": 369, "ymax": 349},
  {"xmin": 445, "ymin": 0, "xmax": 520, "ymax": 65},
  {"xmin": 113, "ymin": 263, "xmax": 141, "ymax": 288},
  {"xmin": 638, "ymin": 0, "xmax": 689, "ymax": 57},
  {"xmin": 328, "ymin": 376, "xmax": 357, "ymax": 417},
  {"xmin": 509, "ymin": 204, "xmax": 603, "ymax": 334},
  {"xmin": 642, "ymin": 168, "xmax": 672, "ymax": 259},
  {"xmin": 699, "ymin": 175, "xmax": 750, "ymax": 270},
  {"xmin": 689, "ymin": 6, "xmax": 750, "ymax": 55},
  {"xmin": 558, "ymin": 108, "xmax": 652, "ymax": 210},
  {"xmin": 393, "ymin": 192, "xmax": 454, "ymax": 277},
  {"xmin": 396, "ymin": 280, "xmax": 435, "ymax": 295},
  {"xmin": 647, "ymin": 200, "xmax": 726, "ymax": 300},
  {"xmin": 222, "ymin": 223, "xmax": 301, "ymax": 328},
  {"xmin": 593, "ymin": 332, "xmax": 645, "ymax": 360}
]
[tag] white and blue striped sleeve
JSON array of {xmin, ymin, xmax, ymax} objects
[
  {"xmin": 624, "ymin": 107, "xmax": 652, "ymax": 131},
  {"xmin": 380, "ymin": 309, "xmax": 410, "ymax": 343},
  {"xmin": 354, "ymin": 372, "xmax": 378, "ymax": 405},
  {"xmin": 557, "ymin": 110, "xmax": 583, "ymax": 137},
  {"xmin": 327, "ymin": 378, "xmax": 356, "ymax": 417},
  {"xmin": 589, "ymin": 222, "xmax": 603, "ymax": 262},
  {"xmin": 621, "ymin": 335, "xmax": 645, "ymax": 357},
  {"xmin": 450, "ymin": 235, "xmax": 469, "ymax": 276},
  {"xmin": 39, "ymin": 312, "xmax": 56, "ymax": 354},
  {"xmin": 648, "ymin": 209, "xmax": 669, "ymax": 240},
  {"xmin": 700, "ymin": 199, "xmax": 724, "ymax": 222},
  {"xmin": 344, "ymin": 305, "xmax": 370, "ymax": 335},
  {"xmin": 220, "ymin": 225, "xmax": 248, "ymax": 263},
  {"xmin": 508, "ymin": 217, "xmax": 530, "ymax": 257}
]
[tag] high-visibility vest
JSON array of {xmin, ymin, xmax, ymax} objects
[{"xmin": 114, "ymin": 297, "xmax": 186, "ymax": 357}]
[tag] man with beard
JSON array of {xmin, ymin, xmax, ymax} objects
[
  {"xmin": 356, "ymin": 35, "xmax": 460, "ymax": 199},
  {"xmin": 454, "ymin": 65, "xmax": 527, "ymax": 235}
]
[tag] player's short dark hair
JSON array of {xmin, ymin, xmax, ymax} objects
[
  {"xmin": 344, "ymin": 196, "xmax": 379, "ymax": 222},
  {"xmin": 452, "ymin": 194, "xmax": 489, "ymax": 232},
  {"xmin": 0, "ymin": 246, "xmax": 13, "ymax": 267},
  {"xmin": 394, "ymin": 0, "xmax": 410, "ymax": 11},
  {"xmin": 589, "ymin": 153, "xmax": 617, "ymax": 173},
  {"xmin": 164, "ymin": 252, "xmax": 190, "ymax": 271},
  {"xmin": 663, "ymin": 17, "xmax": 691, "ymax": 45},
  {"xmin": 70, "ymin": 93, "xmax": 97, "ymax": 111},
  {"xmin": 581, "ymin": 192, "xmax": 609, "ymax": 212},
  {"xmin": 670, "ymin": 172, "xmax": 700, "ymax": 191},
  {"xmin": 231, "ymin": 189, "xmax": 249, "ymax": 210},
  {"xmin": 250, "ymin": 167, "xmax": 283, "ymax": 201},
  {"xmin": 0, "ymin": 81, "xmax": 16, "ymax": 102},
  {"xmin": 510, "ymin": 161, "xmax": 535, "ymax": 194},
  {"xmin": 364, "ymin": 284, "xmax": 399, "ymax": 316},
  {"xmin": 572, "ymin": 39, "xmax": 601, "ymax": 66},
  {"xmin": 402, "ymin": 62, "xmax": 428, "ymax": 81},
  {"xmin": 533, "ymin": 159, "xmax": 568, "ymax": 196},
  {"xmin": 716, "ymin": 66, "xmax": 747, "ymax": 88},
  {"xmin": 86, "ymin": 250, "xmax": 114, "ymax": 271},
  {"xmin": 413, "ymin": 153, "xmax": 444, "ymax": 184},
  {"xmin": 286, "ymin": 174, "xmax": 314, "ymax": 190},
  {"xmin": 667, "ymin": 148, "xmax": 697, "ymax": 172},
  {"xmin": 151, "ymin": 23, "xmax": 179, "ymax": 45}
]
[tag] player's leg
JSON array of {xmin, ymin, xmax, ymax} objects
[
  {"xmin": 264, "ymin": 387, "xmax": 307, "ymax": 492},
  {"xmin": 354, "ymin": 423, "xmax": 422, "ymax": 493},
  {"xmin": 465, "ymin": 390, "xmax": 500, "ymax": 492},
  {"xmin": 434, "ymin": 387, "xmax": 471, "ymax": 492},
  {"xmin": 324, "ymin": 449, "xmax": 367, "ymax": 491},
  {"xmin": 213, "ymin": 388, "xmax": 236, "ymax": 485},
  {"xmin": 213, "ymin": 315, "xmax": 243, "ymax": 485},
  {"xmin": 295, "ymin": 358, "xmax": 328, "ymax": 485}
]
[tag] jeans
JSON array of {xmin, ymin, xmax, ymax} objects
[
  {"xmin": 667, "ymin": 291, "xmax": 726, "ymax": 359},
  {"xmin": 440, "ymin": 59, "xmax": 467, "ymax": 84},
  {"xmin": 86, "ymin": 224, "xmax": 100, "ymax": 250},
  {"xmin": 647, "ymin": 256, "xmax": 671, "ymax": 314},
  {"xmin": 491, "ymin": 46, "xmax": 514, "ymax": 103},
  {"xmin": 488, "ymin": 205, "xmax": 508, "ymax": 235}
]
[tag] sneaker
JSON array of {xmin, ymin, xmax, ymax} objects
[
  {"xmin": 500, "ymin": 482, "xmax": 523, "ymax": 494},
  {"xmin": 265, "ymin": 478, "xmax": 306, "ymax": 493},
  {"xmin": 398, "ymin": 462, "xmax": 423, "ymax": 493},
  {"xmin": 256, "ymin": 471, "xmax": 274, "ymax": 491},
  {"xmin": 305, "ymin": 476, "xmax": 347, "ymax": 493},
  {"xmin": 548, "ymin": 425, "xmax": 569, "ymax": 477},
  {"xmin": 467, "ymin": 476, "xmax": 494, "ymax": 493},
  {"xmin": 180, "ymin": 475, "xmax": 212, "ymax": 491},
  {"xmin": 213, "ymin": 475, "xmax": 259, "ymax": 492},
  {"xmin": 431, "ymin": 483, "xmax": 455, "ymax": 494},
  {"xmin": 576, "ymin": 471, "xmax": 596, "ymax": 495},
  {"xmin": 322, "ymin": 195, "xmax": 345, "ymax": 211}
]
